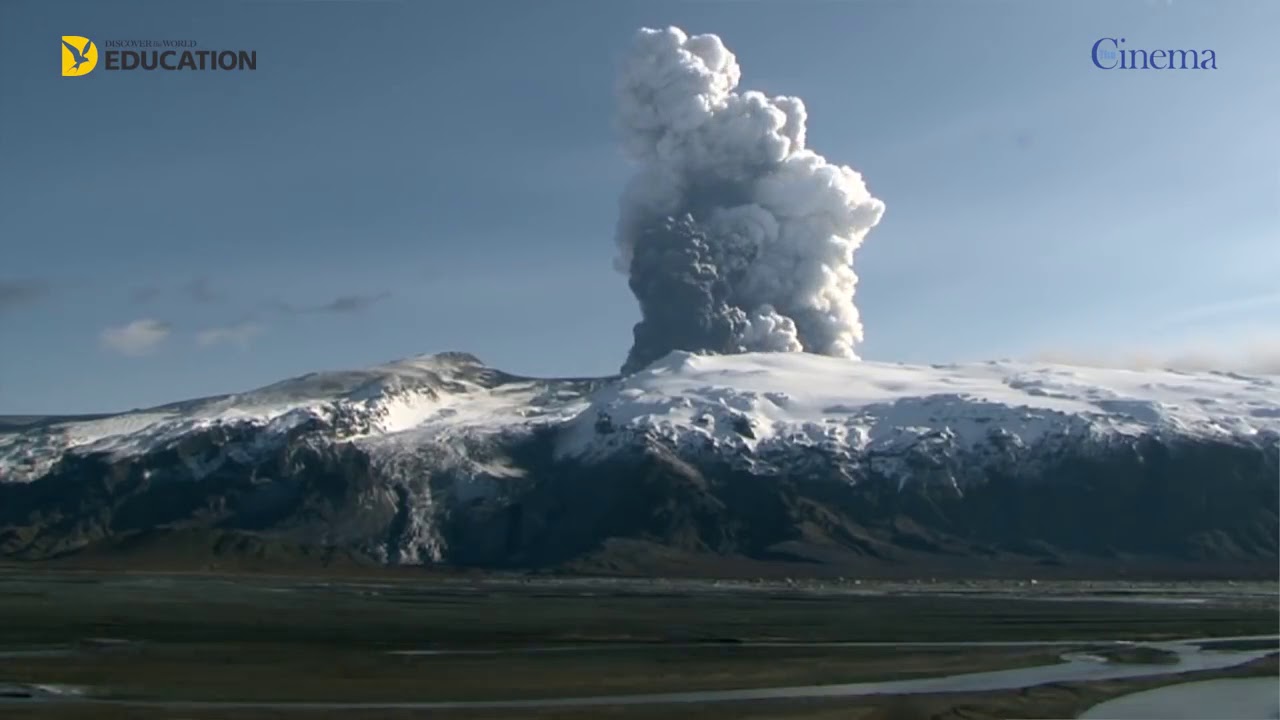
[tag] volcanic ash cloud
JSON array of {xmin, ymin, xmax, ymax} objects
[{"xmin": 614, "ymin": 26, "xmax": 885, "ymax": 374}]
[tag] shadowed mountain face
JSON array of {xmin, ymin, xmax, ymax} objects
[{"xmin": 1, "ymin": 352, "xmax": 1277, "ymax": 578}]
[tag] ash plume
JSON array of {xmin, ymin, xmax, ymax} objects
[{"xmin": 616, "ymin": 27, "xmax": 885, "ymax": 374}]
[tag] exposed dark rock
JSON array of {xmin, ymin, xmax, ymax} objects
[{"xmin": 0, "ymin": 413, "xmax": 1274, "ymax": 579}]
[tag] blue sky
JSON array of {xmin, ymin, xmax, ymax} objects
[{"xmin": 1, "ymin": 0, "xmax": 1276, "ymax": 413}]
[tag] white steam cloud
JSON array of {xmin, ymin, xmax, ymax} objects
[
  {"xmin": 100, "ymin": 319, "xmax": 170, "ymax": 356},
  {"xmin": 615, "ymin": 27, "xmax": 885, "ymax": 373}
]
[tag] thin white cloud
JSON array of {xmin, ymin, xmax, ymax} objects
[
  {"xmin": 100, "ymin": 319, "xmax": 170, "ymax": 356},
  {"xmin": 1154, "ymin": 291, "xmax": 1280, "ymax": 330},
  {"xmin": 196, "ymin": 321, "xmax": 265, "ymax": 349},
  {"xmin": 1034, "ymin": 337, "xmax": 1280, "ymax": 375}
]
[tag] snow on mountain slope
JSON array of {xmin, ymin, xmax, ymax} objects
[
  {"xmin": 0, "ymin": 353, "xmax": 593, "ymax": 484},
  {"xmin": 2, "ymin": 350, "xmax": 1278, "ymax": 486},
  {"xmin": 557, "ymin": 352, "xmax": 1280, "ymax": 462}
]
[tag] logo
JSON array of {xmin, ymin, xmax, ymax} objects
[
  {"xmin": 58, "ymin": 37, "xmax": 258, "ymax": 77},
  {"xmin": 1092, "ymin": 37, "xmax": 1216, "ymax": 70},
  {"xmin": 61, "ymin": 35, "xmax": 98, "ymax": 76}
]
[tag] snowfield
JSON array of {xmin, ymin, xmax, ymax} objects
[
  {"xmin": 2, "ymin": 351, "xmax": 1277, "ymax": 485},
  {"xmin": 557, "ymin": 352, "xmax": 1280, "ymax": 461}
]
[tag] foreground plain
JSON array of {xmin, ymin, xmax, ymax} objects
[{"xmin": 0, "ymin": 571, "xmax": 1275, "ymax": 718}]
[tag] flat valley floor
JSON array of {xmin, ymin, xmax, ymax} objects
[{"xmin": 0, "ymin": 571, "xmax": 1276, "ymax": 719}]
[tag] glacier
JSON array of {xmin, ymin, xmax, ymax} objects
[{"xmin": 4, "ymin": 350, "xmax": 1276, "ymax": 486}]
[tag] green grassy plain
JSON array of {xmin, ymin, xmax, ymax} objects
[{"xmin": 0, "ymin": 571, "xmax": 1274, "ymax": 718}]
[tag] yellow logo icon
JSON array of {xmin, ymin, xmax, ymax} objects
[{"xmin": 61, "ymin": 36, "xmax": 98, "ymax": 76}]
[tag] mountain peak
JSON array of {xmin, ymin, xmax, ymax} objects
[{"xmin": 397, "ymin": 351, "xmax": 486, "ymax": 368}]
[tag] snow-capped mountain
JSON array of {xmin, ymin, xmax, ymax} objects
[
  {"xmin": 0, "ymin": 352, "xmax": 599, "ymax": 486},
  {"xmin": 1, "ymin": 352, "xmax": 1277, "ymax": 575}
]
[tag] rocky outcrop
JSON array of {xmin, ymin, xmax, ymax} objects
[{"xmin": 1, "ymin": 410, "xmax": 1275, "ymax": 577}]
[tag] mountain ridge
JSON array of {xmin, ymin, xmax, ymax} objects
[{"xmin": 1, "ymin": 351, "xmax": 1276, "ymax": 577}]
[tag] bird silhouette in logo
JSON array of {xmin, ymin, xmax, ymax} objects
[{"xmin": 61, "ymin": 37, "xmax": 94, "ymax": 72}]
